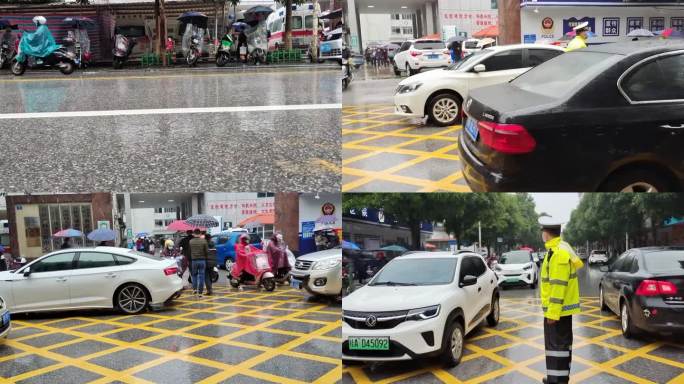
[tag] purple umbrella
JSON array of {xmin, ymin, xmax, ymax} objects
[{"xmin": 53, "ymin": 228, "xmax": 84, "ymax": 238}]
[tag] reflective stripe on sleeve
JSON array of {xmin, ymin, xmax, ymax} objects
[
  {"xmin": 546, "ymin": 350, "xmax": 571, "ymax": 357},
  {"xmin": 549, "ymin": 279, "xmax": 568, "ymax": 286},
  {"xmin": 562, "ymin": 303, "xmax": 580, "ymax": 311},
  {"xmin": 542, "ymin": 278, "xmax": 550, "ymax": 282},
  {"xmin": 569, "ymin": 273, "xmax": 577, "ymax": 279},
  {"xmin": 550, "ymin": 298, "xmax": 563, "ymax": 304}
]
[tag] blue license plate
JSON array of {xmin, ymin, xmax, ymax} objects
[
  {"xmin": 428, "ymin": 54, "xmax": 439, "ymax": 60},
  {"xmin": 465, "ymin": 117, "xmax": 479, "ymax": 142},
  {"xmin": 290, "ymin": 278, "xmax": 302, "ymax": 289},
  {"xmin": 2, "ymin": 312, "xmax": 9, "ymax": 326},
  {"xmin": 321, "ymin": 44, "xmax": 332, "ymax": 53}
]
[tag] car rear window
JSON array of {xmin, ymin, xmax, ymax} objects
[
  {"xmin": 464, "ymin": 41, "xmax": 479, "ymax": 49},
  {"xmin": 414, "ymin": 41, "xmax": 444, "ymax": 50},
  {"xmin": 500, "ymin": 251, "xmax": 532, "ymax": 264},
  {"xmin": 511, "ymin": 51, "xmax": 621, "ymax": 98},
  {"xmin": 643, "ymin": 250, "xmax": 684, "ymax": 273}
]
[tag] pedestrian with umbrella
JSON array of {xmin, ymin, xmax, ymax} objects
[
  {"xmin": 87, "ymin": 228, "xmax": 117, "ymax": 246},
  {"xmin": 54, "ymin": 228, "xmax": 84, "ymax": 249},
  {"xmin": 446, "ymin": 35, "xmax": 464, "ymax": 63}
]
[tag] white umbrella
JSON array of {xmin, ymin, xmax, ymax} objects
[{"xmin": 627, "ymin": 28, "xmax": 654, "ymax": 37}]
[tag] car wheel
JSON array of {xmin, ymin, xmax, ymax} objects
[
  {"xmin": 427, "ymin": 93, "xmax": 462, "ymax": 127},
  {"xmin": 621, "ymin": 300, "xmax": 638, "ymax": 338},
  {"xmin": 393, "ymin": 63, "xmax": 401, "ymax": 76},
  {"xmin": 116, "ymin": 283, "xmax": 149, "ymax": 315},
  {"xmin": 599, "ymin": 286, "xmax": 608, "ymax": 312},
  {"xmin": 486, "ymin": 294, "xmax": 500, "ymax": 326},
  {"xmin": 441, "ymin": 320, "xmax": 464, "ymax": 367},
  {"xmin": 600, "ymin": 168, "xmax": 675, "ymax": 192}
]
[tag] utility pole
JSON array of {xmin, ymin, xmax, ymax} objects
[
  {"xmin": 155, "ymin": 0, "xmax": 167, "ymax": 66},
  {"xmin": 626, "ymin": 232, "xmax": 629, "ymax": 252},
  {"xmin": 478, "ymin": 221, "xmax": 482, "ymax": 252}
]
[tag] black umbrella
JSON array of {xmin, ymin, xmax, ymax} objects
[
  {"xmin": 0, "ymin": 19, "xmax": 18, "ymax": 30},
  {"xmin": 446, "ymin": 35, "xmax": 466, "ymax": 44},
  {"xmin": 178, "ymin": 12, "xmax": 209, "ymax": 29},
  {"xmin": 244, "ymin": 6, "xmax": 273, "ymax": 23},
  {"xmin": 63, "ymin": 17, "xmax": 96, "ymax": 29},
  {"xmin": 185, "ymin": 215, "xmax": 219, "ymax": 228}
]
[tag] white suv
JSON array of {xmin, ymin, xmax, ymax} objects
[
  {"xmin": 588, "ymin": 250, "xmax": 608, "ymax": 265},
  {"xmin": 342, "ymin": 252, "xmax": 499, "ymax": 367},
  {"xmin": 393, "ymin": 44, "xmax": 564, "ymax": 126},
  {"xmin": 393, "ymin": 39, "xmax": 451, "ymax": 77},
  {"xmin": 493, "ymin": 250, "xmax": 538, "ymax": 289},
  {"xmin": 290, "ymin": 248, "xmax": 342, "ymax": 298}
]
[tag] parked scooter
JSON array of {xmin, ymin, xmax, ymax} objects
[
  {"xmin": 230, "ymin": 251, "xmax": 276, "ymax": 291},
  {"xmin": 112, "ymin": 34, "xmax": 137, "ymax": 69},
  {"xmin": 342, "ymin": 46, "xmax": 352, "ymax": 90},
  {"xmin": 12, "ymin": 16, "xmax": 77, "ymax": 76},
  {"xmin": 186, "ymin": 33, "xmax": 201, "ymax": 66},
  {"xmin": 215, "ymin": 32, "xmax": 236, "ymax": 67},
  {"xmin": 0, "ymin": 41, "xmax": 13, "ymax": 69}
]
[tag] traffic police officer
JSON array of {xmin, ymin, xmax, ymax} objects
[
  {"xmin": 566, "ymin": 22, "xmax": 590, "ymax": 52},
  {"xmin": 539, "ymin": 218, "xmax": 583, "ymax": 384}
]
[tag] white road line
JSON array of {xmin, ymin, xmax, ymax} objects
[{"xmin": 0, "ymin": 103, "xmax": 342, "ymax": 120}]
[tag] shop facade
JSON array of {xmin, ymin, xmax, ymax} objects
[
  {"xmin": 519, "ymin": 0, "xmax": 684, "ymax": 44},
  {"xmin": 343, "ymin": 207, "xmax": 433, "ymax": 250},
  {"xmin": 5, "ymin": 193, "xmax": 114, "ymax": 259}
]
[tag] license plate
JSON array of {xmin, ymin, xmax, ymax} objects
[
  {"xmin": 506, "ymin": 277, "xmax": 520, "ymax": 283},
  {"xmin": 291, "ymin": 278, "xmax": 302, "ymax": 289},
  {"xmin": 321, "ymin": 44, "xmax": 332, "ymax": 53},
  {"xmin": 428, "ymin": 54, "xmax": 439, "ymax": 60},
  {"xmin": 465, "ymin": 117, "xmax": 479, "ymax": 142},
  {"xmin": 349, "ymin": 337, "xmax": 390, "ymax": 350},
  {"xmin": 1, "ymin": 312, "xmax": 9, "ymax": 326}
]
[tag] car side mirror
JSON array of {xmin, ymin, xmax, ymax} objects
[
  {"xmin": 23, "ymin": 267, "xmax": 31, "ymax": 277},
  {"xmin": 473, "ymin": 64, "xmax": 486, "ymax": 73},
  {"xmin": 460, "ymin": 274, "xmax": 477, "ymax": 287},
  {"xmin": 599, "ymin": 265, "xmax": 609, "ymax": 273}
]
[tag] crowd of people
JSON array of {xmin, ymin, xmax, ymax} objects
[{"xmin": 364, "ymin": 46, "xmax": 391, "ymax": 67}]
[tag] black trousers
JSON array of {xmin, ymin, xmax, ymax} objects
[{"xmin": 544, "ymin": 315, "xmax": 573, "ymax": 384}]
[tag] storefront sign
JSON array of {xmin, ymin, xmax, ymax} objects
[
  {"xmin": 301, "ymin": 221, "xmax": 316, "ymax": 239},
  {"xmin": 603, "ymin": 17, "xmax": 620, "ymax": 36},
  {"xmin": 541, "ymin": 17, "xmax": 555, "ymax": 38},
  {"xmin": 524, "ymin": 34, "xmax": 537, "ymax": 43},
  {"xmin": 627, "ymin": 17, "xmax": 643, "ymax": 33},
  {"xmin": 563, "ymin": 17, "xmax": 595, "ymax": 35}
]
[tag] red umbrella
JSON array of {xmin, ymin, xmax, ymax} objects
[
  {"xmin": 166, "ymin": 220, "xmax": 203, "ymax": 232},
  {"xmin": 662, "ymin": 28, "xmax": 673, "ymax": 38}
]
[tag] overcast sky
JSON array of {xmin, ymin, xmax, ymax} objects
[{"xmin": 530, "ymin": 193, "xmax": 582, "ymax": 224}]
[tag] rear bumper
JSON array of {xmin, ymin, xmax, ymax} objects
[
  {"xmin": 631, "ymin": 298, "xmax": 684, "ymax": 334},
  {"xmin": 409, "ymin": 57, "xmax": 450, "ymax": 70}
]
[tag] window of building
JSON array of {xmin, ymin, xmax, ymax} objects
[
  {"xmin": 402, "ymin": 27, "xmax": 413, "ymax": 35},
  {"xmin": 491, "ymin": 0, "xmax": 498, "ymax": 9},
  {"xmin": 650, "ymin": 17, "xmax": 665, "ymax": 32},
  {"xmin": 672, "ymin": 17, "xmax": 684, "ymax": 31},
  {"xmin": 154, "ymin": 220, "xmax": 164, "ymax": 227},
  {"xmin": 391, "ymin": 14, "xmax": 400, "ymax": 20},
  {"xmin": 392, "ymin": 27, "xmax": 402, "ymax": 35},
  {"xmin": 164, "ymin": 220, "xmax": 174, "ymax": 226},
  {"xmin": 38, "ymin": 204, "xmax": 94, "ymax": 252},
  {"xmin": 402, "ymin": 14, "xmax": 412, "ymax": 20}
]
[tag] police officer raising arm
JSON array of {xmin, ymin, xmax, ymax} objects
[
  {"xmin": 539, "ymin": 218, "xmax": 583, "ymax": 384},
  {"xmin": 566, "ymin": 22, "xmax": 590, "ymax": 52}
]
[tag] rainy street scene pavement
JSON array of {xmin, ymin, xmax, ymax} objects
[
  {"xmin": 0, "ymin": 66, "xmax": 341, "ymax": 193},
  {"xmin": 343, "ymin": 66, "xmax": 469, "ymax": 193},
  {"xmin": 341, "ymin": 193, "xmax": 684, "ymax": 384},
  {"xmin": 1, "ymin": 274, "xmax": 342, "ymax": 384}
]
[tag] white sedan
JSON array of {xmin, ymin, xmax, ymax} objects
[
  {"xmin": 393, "ymin": 44, "xmax": 565, "ymax": 126},
  {"xmin": 0, "ymin": 247, "xmax": 183, "ymax": 315}
]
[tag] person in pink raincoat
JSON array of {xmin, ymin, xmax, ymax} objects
[{"xmin": 266, "ymin": 233, "xmax": 290, "ymax": 277}]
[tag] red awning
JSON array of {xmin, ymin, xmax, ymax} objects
[
  {"xmin": 473, "ymin": 25, "xmax": 499, "ymax": 38},
  {"xmin": 419, "ymin": 33, "xmax": 441, "ymax": 40},
  {"xmin": 238, "ymin": 213, "xmax": 275, "ymax": 227}
]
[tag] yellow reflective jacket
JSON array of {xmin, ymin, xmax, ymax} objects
[
  {"xmin": 540, "ymin": 237, "xmax": 581, "ymax": 320},
  {"xmin": 566, "ymin": 36, "xmax": 587, "ymax": 52}
]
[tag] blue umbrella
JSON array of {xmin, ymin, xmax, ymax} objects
[
  {"xmin": 342, "ymin": 240, "xmax": 361, "ymax": 250},
  {"xmin": 87, "ymin": 228, "xmax": 117, "ymax": 242},
  {"xmin": 231, "ymin": 22, "xmax": 249, "ymax": 32},
  {"xmin": 0, "ymin": 19, "xmax": 18, "ymax": 30},
  {"xmin": 136, "ymin": 232, "xmax": 150, "ymax": 238},
  {"xmin": 381, "ymin": 245, "xmax": 407, "ymax": 252}
]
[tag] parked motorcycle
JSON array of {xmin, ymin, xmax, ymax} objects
[
  {"xmin": 0, "ymin": 41, "xmax": 13, "ymax": 69},
  {"xmin": 230, "ymin": 251, "xmax": 275, "ymax": 291},
  {"xmin": 112, "ymin": 34, "xmax": 136, "ymax": 69},
  {"xmin": 186, "ymin": 33, "xmax": 201, "ymax": 67},
  {"xmin": 342, "ymin": 46, "xmax": 352, "ymax": 90},
  {"xmin": 215, "ymin": 33, "xmax": 236, "ymax": 67}
]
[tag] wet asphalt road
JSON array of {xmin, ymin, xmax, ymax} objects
[
  {"xmin": 344, "ymin": 66, "xmax": 399, "ymax": 107},
  {"xmin": 0, "ymin": 66, "xmax": 341, "ymax": 193}
]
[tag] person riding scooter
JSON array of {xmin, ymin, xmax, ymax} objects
[
  {"xmin": 230, "ymin": 234, "xmax": 276, "ymax": 291},
  {"xmin": 266, "ymin": 233, "xmax": 291, "ymax": 284},
  {"xmin": 112, "ymin": 34, "xmax": 137, "ymax": 69},
  {"xmin": 12, "ymin": 16, "xmax": 77, "ymax": 76}
]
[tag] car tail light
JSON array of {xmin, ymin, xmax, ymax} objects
[
  {"xmin": 410, "ymin": 50, "xmax": 422, "ymax": 57},
  {"xmin": 164, "ymin": 266, "xmax": 178, "ymax": 276},
  {"xmin": 478, "ymin": 121, "xmax": 536, "ymax": 154},
  {"xmin": 636, "ymin": 280, "xmax": 678, "ymax": 296}
]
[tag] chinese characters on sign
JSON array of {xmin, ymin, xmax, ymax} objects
[
  {"xmin": 443, "ymin": 12, "xmax": 497, "ymax": 26},
  {"xmin": 627, "ymin": 17, "xmax": 643, "ymax": 33},
  {"xmin": 603, "ymin": 17, "xmax": 619, "ymax": 36},
  {"xmin": 208, "ymin": 200, "xmax": 275, "ymax": 216}
]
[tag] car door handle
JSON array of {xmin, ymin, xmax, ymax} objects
[
  {"xmin": 478, "ymin": 287, "xmax": 482, "ymax": 292},
  {"xmin": 56, "ymin": 277, "xmax": 67, "ymax": 282},
  {"xmin": 105, "ymin": 273, "xmax": 117, "ymax": 278},
  {"xmin": 661, "ymin": 124, "xmax": 684, "ymax": 129}
]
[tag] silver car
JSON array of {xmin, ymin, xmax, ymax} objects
[{"xmin": 290, "ymin": 248, "xmax": 342, "ymax": 298}]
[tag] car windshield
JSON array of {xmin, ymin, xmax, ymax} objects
[
  {"xmin": 511, "ymin": 51, "xmax": 622, "ymax": 98},
  {"xmin": 500, "ymin": 251, "xmax": 531, "ymax": 264},
  {"xmin": 448, "ymin": 48, "xmax": 491, "ymax": 70},
  {"xmin": 643, "ymin": 250, "xmax": 684, "ymax": 273},
  {"xmin": 414, "ymin": 41, "xmax": 444, "ymax": 50},
  {"xmin": 370, "ymin": 258, "xmax": 457, "ymax": 286}
]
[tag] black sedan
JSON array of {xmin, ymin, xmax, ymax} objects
[
  {"xmin": 598, "ymin": 247, "xmax": 684, "ymax": 338},
  {"xmin": 459, "ymin": 40, "xmax": 684, "ymax": 192}
]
